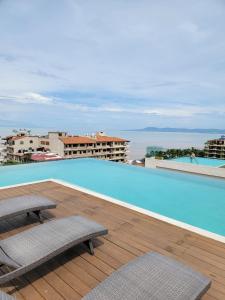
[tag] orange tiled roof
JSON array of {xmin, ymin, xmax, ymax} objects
[
  {"xmin": 95, "ymin": 135, "xmax": 128, "ymax": 142},
  {"xmin": 60, "ymin": 135, "xmax": 128, "ymax": 144},
  {"xmin": 11, "ymin": 136, "xmax": 27, "ymax": 141},
  {"xmin": 60, "ymin": 136, "xmax": 96, "ymax": 144}
]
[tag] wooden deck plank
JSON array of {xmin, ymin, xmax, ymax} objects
[{"xmin": 0, "ymin": 181, "xmax": 225, "ymax": 299}]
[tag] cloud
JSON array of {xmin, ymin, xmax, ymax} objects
[
  {"xmin": 96, "ymin": 104, "xmax": 225, "ymax": 117},
  {"xmin": 0, "ymin": 0, "xmax": 225, "ymax": 129},
  {"xmin": 0, "ymin": 93, "xmax": 53, "ymax": 104}
]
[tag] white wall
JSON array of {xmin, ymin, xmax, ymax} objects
[
  {"xmin": 145, "ymin": 158, "xmax": 225, "ymax": 179},
  {"xmin": 48, "ymin": 133, "xmax": 64, "ymax": 156},
  {"xmin": 13, "ymin": 136, "xmax": 40, "ymax": 153}
]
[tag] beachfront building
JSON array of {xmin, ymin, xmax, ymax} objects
[
  {"xmin": 49, "ymin": 131, "xmax": 129, "ymax": 162},
  {"xmin": 204, "ymin": 135, "xmax": 225, "ymax": 160},
  {"xmin": 4, "ymin": 133, "xmax": 42, "ymax": 162},
  {"xmin": 3, "ymin": 130, "xmax": 129, "ymax": 163}
]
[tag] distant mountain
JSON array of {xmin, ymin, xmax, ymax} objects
[{"xmin": 125, "ymin": 127, "xmax": 225, "ymax": 134}]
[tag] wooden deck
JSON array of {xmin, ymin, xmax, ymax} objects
[{"xmin": 0, "ymin": 181, "xmax": 225, "ymax": 299}]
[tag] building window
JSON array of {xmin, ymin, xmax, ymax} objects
[
  {"xmin": 20, "ymin": 141, "xmax": 24, "ymax": 145},
  {"xmin": 30, "ymin": 140, "xmax": 33, "ymax": 144}
]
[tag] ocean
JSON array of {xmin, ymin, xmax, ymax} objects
[
  {"xmin": 0, "ymin": 127, "xmax": 221, "ymax": 160},
  {"xmin": 108, "ymin": 131, "xmax": 222, "ymax": 160}
]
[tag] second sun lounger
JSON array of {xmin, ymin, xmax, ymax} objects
[
  {"xmin": 0, "ymin": 195, "xmax": 56, "ymax": 223},
  {"xmin": 82, "ymin": 252, "xmax": 211, "ymax": 300},
  {"xmin": 0, "ymin": 215, "xmax": 108, "ymax": 284}
]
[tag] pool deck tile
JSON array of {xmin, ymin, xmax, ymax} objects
[{"xmin": 0, "ymin": 181, "xmax": 225, "ymax": 299}]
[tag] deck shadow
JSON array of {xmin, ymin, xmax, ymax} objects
[
  {"xmin": 0, "ymin": 211, "xmax": 56, "ymax": 235},
  {"xmin": 1, "ymin": 238, "xmax": 105, "ymax": 293}
]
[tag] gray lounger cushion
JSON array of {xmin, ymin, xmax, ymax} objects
[
  {"xmin": 0, "ymin": 216, "xmax": 108, "ymax": 284},
  {"xmin": 0, "ymin": 291, "xmax": 15, "ymax": 300},
  {"xmin": 0, "ymin": 195, "xmax": 56, "ymax": 221},
  {"xmin": 82, "ymin": 252, "xmax": 211, "ymax": 300}
]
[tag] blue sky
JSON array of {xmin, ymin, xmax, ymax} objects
[{"xmin": 0, "ymin": 0, "xmax": 225, "ymax": 131}]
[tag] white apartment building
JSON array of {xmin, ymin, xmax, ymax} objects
[{"xmin": 4, "ymin": 134, "xmax": 43, "ymax": 162}]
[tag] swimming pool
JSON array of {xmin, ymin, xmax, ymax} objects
[
  {"xmin": 1, "ymin": 159, "xmax": 225, "ymax": 238},
  {"xmin": 172, "ymin": 156, "xmax": 225, "ymax": 167}
]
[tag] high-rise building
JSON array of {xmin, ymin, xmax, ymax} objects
[{"xmin": 204, "ymin": 135, "xmax": 225, "ymax": 159}]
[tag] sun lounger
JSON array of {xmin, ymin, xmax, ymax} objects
[
  {"xmin": 0, "ymin": 215, "xmax": 107, "ymax": 284},
  {"xmin": 0, "ymin": 195, "xmax": 56, "ymax": 223},
  {"xmin": 0, "ymin": 291, "xmax": 15, "ymax": 300},
  {"xmin": 82, "ymin": 252, "xmax": 211, "ymax": 300}
]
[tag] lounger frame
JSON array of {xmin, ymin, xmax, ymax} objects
[{"xmin": 0, "ymin": 195, "xmax": 56, "ymax": 223}]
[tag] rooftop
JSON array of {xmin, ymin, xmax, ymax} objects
[
  {"xmin": 207, "ymin": 135, "xmax": 225, "ymax": 142},
  {"xmin": 0, "ymin": 181, "xmax": 224, "ymax": 299},
  {"xmin": 10, "ymin": 136, "xmax": 27, "ymax": 141},
  {"xmin": 31, "ymin": 153, "xmax": 63, "ymax": 162},
  {"xmin": 60, "ymin": 135, "xmax": 129, "ymax": 145}
]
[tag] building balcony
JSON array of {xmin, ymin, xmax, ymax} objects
[
  {"xmin": 109, "ymin": 156, "xmax": 126, "ymax": 161},
  {"xmin": 64, "ymin": 151, "xmax": 127, "ymax": 161}
]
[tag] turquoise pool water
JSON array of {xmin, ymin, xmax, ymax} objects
[
  {"xmin": 1, "ymin": 159, "xmax": 225, "ymax": 236},
  {"xmin": 172, "ymin": 157, "xmax": 225, "ymax": 167}
]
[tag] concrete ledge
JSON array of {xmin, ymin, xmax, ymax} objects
[{"xmin": 145, "ymin": 158, "xmax": 225, "ymax": 179}]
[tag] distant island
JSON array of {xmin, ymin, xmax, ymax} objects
[{"xmin": 125, "ymin": 127, "xmax": 225, "ymax": 134}]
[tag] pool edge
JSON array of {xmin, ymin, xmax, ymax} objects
[
  {"xmin": 0, "ymin": 179, "xmax": 51, "ymax": 189},
  {"xmin": 1, "ymin": 178, "xmax": 225, "ymax": 244}
]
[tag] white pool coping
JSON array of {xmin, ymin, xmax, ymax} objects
[
  {"xmin": 1, "ymin": 178, "xmax": 225, "ymax": 244},
  {"xmin": 174, "ymin": 160, "xmax": 225, "ymax": 168}
]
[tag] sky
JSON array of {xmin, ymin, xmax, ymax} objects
[{"xmin": 0, "ymin": 0, "xmax": 225, "ymax": 132}]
